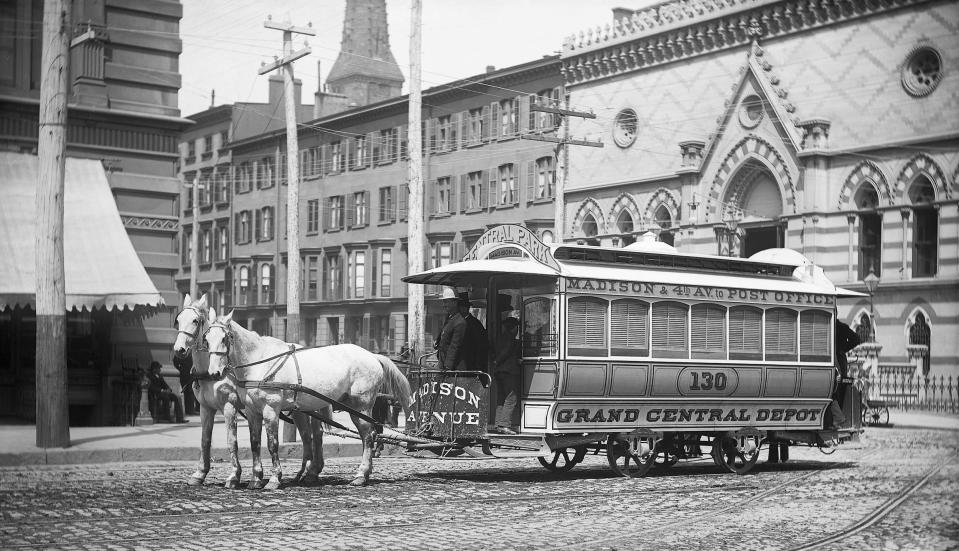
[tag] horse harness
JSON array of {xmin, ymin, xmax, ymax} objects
[{"xmin": 203, "ymin": 322, "xmax": 380, "ymax": 426}]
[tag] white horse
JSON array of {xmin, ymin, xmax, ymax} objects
[
  {"xmin": 203, "ymin": 309, "xmax": 412, "ymax": 488},
  {"xmin": 172, "ymin": 295, "xmax": 325, "ymax": 489}
]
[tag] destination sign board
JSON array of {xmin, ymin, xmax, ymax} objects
[
  {"xmin": 406, "ymin": 374, "xmax": 489, "ymax": 438},
  {"xmin": 462, "ymin": 224, "xmax": 560, "ymax": 271},
  {"xmin": 565, "ymin": 278, "xmax": 835, "ymax": 306},
  {"xmin": 551, "ymin": 401, "xmax": 827, "ymax": 430}
]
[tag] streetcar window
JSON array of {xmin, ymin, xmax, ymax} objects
[
  {"xmin": 800, "ymin": 310, "xmax": 832, "ymax": 363},
  {"xmin": 765, "ymin": 308, "xmax": 798, "ymax": 361},
  {"xmin": 523, "ymin": 296, "xmax": 557, "ymax": 357},
  {"xmin": 568, "ymin": 296, "xmax": 608, "ymax": 356},
  {"xmin": 691, "ymin": 303, "xmax": 726, "ymax": 359},
  {"xmin": 729, "ymin": 306, "xmax": 763, "ymax": 360},
  {"xmin": 652, "ymin": 301, "xmax": 689, "ymax": 358},
  {"xmin": 611, "ymin": 299, "xmax": 649, "ymax": 357}
]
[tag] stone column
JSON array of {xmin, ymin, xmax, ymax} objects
[{"xmin": 134, "ymin": 369, "xmax": 154, "ymax": 426}]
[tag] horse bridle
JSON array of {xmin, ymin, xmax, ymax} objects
[
  {"xmin": 175, "ymin": 306, "xmax": 207, "ymax": 351},
  {"xmin": 203, "ymin": 320, "xmax": 234, "ymax": 371}
]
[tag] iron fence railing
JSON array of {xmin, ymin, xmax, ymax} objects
[{"xmin": 867, "ymin": 369, "xmax": 958, "ymax": 414}]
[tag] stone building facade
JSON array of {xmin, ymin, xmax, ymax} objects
[
  {"xmin": 560, "ymin": 0, "xmax": 958, "ymax": 377},
  {"xmin": 0, "ymin": 0, "xmax": 190, "ymax": 423}
]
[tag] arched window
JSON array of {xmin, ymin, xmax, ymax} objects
[
  {"xmin": 855, "ymin": 312, "xmax": 872, "ymax": 343},
  {"xmin": 617, "ymin": 211, "xmax": 635, "ymax": 246},
  {"xmin": 581, "ymin": 213, "xmax": 599, "ymax": 246},
  {"xmin": 855, "ymin": 184, "xmax": 881, "ymax": 279},
  {"xmin": 238, "ymin": 266, "xmax": 250, "ymax": 306},
  {"xmin": 909, "ymin": 312, "xmax": 931, "ymax": 377},
  {"xmin": 654, "ymin": 205, "xmax": 674, "ymax": 245},
  {"xmin": 908, "ymin": 176, "xmax": 937, "ymax": 277},
  {"xmin": 260, "ymin": 264, "xmax": 273, "ymax": 303}
]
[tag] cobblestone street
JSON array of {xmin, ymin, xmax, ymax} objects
[{"xmin": 2, "ymin": 426, "xmax": 957, "ymax": 550}]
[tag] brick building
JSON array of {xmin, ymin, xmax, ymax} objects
[
  {"xmin": 560, "ymin": 0, "xmax": 958, "ymax": 377},
  {"xmin": 0, "ymin": 0, "xmax": 190, "ymax": 424}
]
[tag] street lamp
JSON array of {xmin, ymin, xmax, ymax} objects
[
  {"xmin": 863, "ymin": 264, "xmax": 880, "ymax": 341},
  {"xmin": 724, "ymin": 211, "xmax": 741, "ymax": 257}
]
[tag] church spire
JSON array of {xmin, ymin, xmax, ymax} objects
[{"xmin": 326, "ymin": 0, "xmax": 405, "ymax": 107}]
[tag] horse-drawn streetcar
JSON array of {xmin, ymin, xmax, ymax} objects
[{"xmin": 399, "ymin": 224, "xmax": 865, "ymax": 477}]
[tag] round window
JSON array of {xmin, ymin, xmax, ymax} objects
[
  {"xmin": 738, "ymin": 95, "xmax": 764, "ymax": 128},
  {"xmin": 613, "ymin": 109, "xmax": 638, "ymax": 148},
  {"xmin": 902, "ymin": 46, "xmax": 942, "ymax": 97}
]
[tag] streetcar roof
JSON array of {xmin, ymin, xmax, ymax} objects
[{"xmin": 402, "ymin": 257, "xmax": 559, "ymax": 287}]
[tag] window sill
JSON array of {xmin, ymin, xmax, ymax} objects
[
  {"xmin": 495, "ymin": 203, "xmax": 517, "ymax": 210},
  {"xmin": 325, "ymin": 228, "xmax": 342, "ymax": 234},
  {"xmin": 464, "ymin": 141, "xmax": 484, "ymax": 149},
  {"xmin": 532, "ymin": 196, "xmax": 554, "ymax": 205},
  {"xmin": 464, "ymin": 207, "xmax": 483, "ymax": 215},
  {"xmin": 306, "ymin": 230, "xmax": 319, "ymax": 236},
  {"xmin": 377, "ymin": 219, "xmax": 395, "ymax": 226},
  {"xmin": 430, "ymin": 212, "xmax": 452, "ymax": 219}
]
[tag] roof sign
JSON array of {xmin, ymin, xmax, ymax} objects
[{"xmin": 462, "ymin": 224, "xmax": 560, "ymax": 271}]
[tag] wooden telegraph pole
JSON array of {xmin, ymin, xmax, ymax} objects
[
  {"xmin": 35, "ymin": 0, "xmax": 72, "ymax": 447},
  {"xmin": 189, "ymin": 174, "xmax": 200, "ymax": 299},
  {"xmin": 259, "ymin": 16, "xmax": 313, "ymax": 347},
  {"xmin": 407, "ymin": 0, "xmax": 425, "ymax": 359},
  {"xmin": 522, "ymin": 95, "xmax": 602, "ymax": 244}
]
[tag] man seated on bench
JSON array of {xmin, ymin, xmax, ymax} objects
[{"xmin": 148, "ymin": 361, "xmax": 185, "ymax": 423}]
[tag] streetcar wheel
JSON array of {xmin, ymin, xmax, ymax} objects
[
  {"xmin": 606, "ymin": 437, "xmax": 657, "ymax": 478},
  {"xmin": 538, "ymin": 448, "xmax": 580, "ymax": 473},
  {"xmin": 711, "ymin": 437, "xmax": 760, "ymax": 475}
]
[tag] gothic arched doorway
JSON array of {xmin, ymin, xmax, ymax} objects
[{"xmin": 723, "ymin": 160, "xmax": 784, "ymax": 257}]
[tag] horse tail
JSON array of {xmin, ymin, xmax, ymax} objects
[{"xmin": 375, "ymin": 354, "xmax": 412, "ymax": 419}]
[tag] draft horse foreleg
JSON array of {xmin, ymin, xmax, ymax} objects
[
  {"xmin": 349, "ymin": 412, "xmax": 376, "ymax": 487},
  {"xmin": 262, "ymin": 406, "xmax": 284, "ymax": 491},
  {"xmin": 188, "ymin": 402, "xmax": 216, "ymax": 485}
]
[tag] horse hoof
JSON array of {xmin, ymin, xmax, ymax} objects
[
  {"xmin": 349, "ymin": 477, "xmax": 368, "ymax": 487},
  {"xmin": 264, "ymin": 479, "xmax": 281, "ymax": 491},
  {"xmin": 188, "ymin": 473, "xmax": 205, "ymax": 486},
  {"xmin": 300, "ymin": 473, "xmax": 319, "ymax": 485},
  {"xmin": 225, "ymin": 479, "xmax": 241, "ymax": 490},
  {"xmin": 248, "ymin": 479, "xmax": 266, "ymax": 490}
]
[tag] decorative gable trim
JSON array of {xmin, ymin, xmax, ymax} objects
[
  {"xmin": 704, "ymin": 134, "xmax": 795, "ymax": 222},
  {"xmin": 895, "ymin": 153, "xmax": 950, "ymax": 201},
  {"xmin": 837, "ymin": 161, "xmax": 892, "ymax": 210}
]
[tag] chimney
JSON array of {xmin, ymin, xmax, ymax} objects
[
  {"xmin": 268, "ymin": 74, "xmax": 303, "ymax": 108},
  {"xmin": 612, "ymin": 7, "xmax": 634, "ymax": 22},
  {"xmin": 485, "ymin": 65, "xmax": 496, "ymax": 74}
]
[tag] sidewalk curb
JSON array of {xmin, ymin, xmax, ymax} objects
[{"xmin": 0, "ymin": 442, "xmax": 405, "ymax": 467}]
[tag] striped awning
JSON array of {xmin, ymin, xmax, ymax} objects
[{"xmin": 0, "ymin": 152, "xmax": 163, "ymax": 311}]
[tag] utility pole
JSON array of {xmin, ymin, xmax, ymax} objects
[
  {"xmin": 189, "ymin": 174, "xmax": 199, "ymax": 299},
  {"xmin": 523, "ymin": 97, "xmax": 601, "ymax": 244},
  {"xmin": 407, "ymin": 0, "xmax": 425, "ymax": 359},
  {"xmin": 35, "ymin": 0, "xmax": 72, "ymax": 447},
  {"xmin": 259, "ymin": 16, "xmax": 313, "ymax": 347}
]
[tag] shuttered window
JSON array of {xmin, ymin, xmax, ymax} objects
[
  {"xmin": 611, "ymin": 299, "xmax": 649, "ymax": 356},
  {"xmin": 800, "ymin": 310, "xmax": 832, "ymax": 362},
  {"xmin": 651, "ymin": 301, "xmax": 688, "ymax": 358},
  {"xmin": 729, "ymin": 306, "xmax": 763, "ymax": 360},
  {"xmin": 568, "ymin": 296, "xmax": 607, "ymax": 356},
  {"xmin": 691, "ymin": 303, "xmax": 726, "ymax": 359},
  {"xmin": 765, "ymin": 308, "xmax": 798, "ymax": 361}
]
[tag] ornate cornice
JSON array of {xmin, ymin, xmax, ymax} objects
[
  {"xmin": 561, "ymin": 0, "xmax": 928, "ymax": 86},
  {"xmin": 121, "ymin": 215, "xmax": 179, "ymax": 232}
]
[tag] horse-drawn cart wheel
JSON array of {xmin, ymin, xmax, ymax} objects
[
  {"xmin": 710, "ymin": 436, "xmax": 760, "ymax": 475},
  {"xmin": 538, "ymin": 445, "xmax": 586, "ymax": 473},
  {"xmin": 862, "ymin": 405, "xmax": 889, "ymax": 426},
  {"xmin": 606, "ymin": 436, "xmax": 657, "ymax": 478}
]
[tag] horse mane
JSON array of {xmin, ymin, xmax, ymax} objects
[{"xmin": 226, "ymin": 320, "xmax": 290, "ymax": 367}]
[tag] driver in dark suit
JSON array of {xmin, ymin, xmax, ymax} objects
[{"xmin": 436, "ymin": 288, "xmax": 468, "ymax": 370}]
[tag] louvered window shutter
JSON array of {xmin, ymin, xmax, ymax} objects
[
  {"xmin": 399, "ymin": 125, "xmax": 408, "ymax": 159},
  {"xmin": 459, "ymin": 174, "xmax": 467, "ymax": 212},
  {"xmin": 365, "ymin": 132, "xmax": 374, "ymax": 167},
  {"xmin": 527, "ymin": 161, "xmax": 536, "ymax": 202},
  {"xmin": 479, "ymin": 170, "xmax": 489, "ymax": 208},
  {"xmin": 398, "ymin": 185, "xmax": 408, "ymax": 221},
  {"xmin": 800, "ymin": 310, "xmax": 832, "ymax": 362},
  {"xmin": 568, "ymin": 297, "xmax": 607, "ymax": 356},
  {"xmin": 427, "ymin": 180, "xmax": 437, "ymax": 215},
  {"xmin": 652, "ymin": 301, "xmax": 689, "ymax": 358},
  {"xmin": 765, "ymin": 308, "xmax": 797, "ymax": 361},
  {"xmin": 460, "ymin": 112, "xmax": 469, "ymax": 146},
  {"xmin": 346, "ymin": 194, "xmax": 355, "ymax": 228},
  {"xmin": 611, "ymin": 299, "xmax": 649, "ymax": 356},
  {"xmin": 691, "ymin": 304, "xmax": 727, "ymax": 359},
  {"xmin": 488, "ymin": 169, "xmax": 498, "ymax": 206},
  {"xmin": 728, "ymin": 306, "xmax": 762, "ymax": 360},
  {"xmin": 255, "ymin": 209, "xmax": 262, "ymax": 241},
  {"xmin": 234, "ymin": 214, "xmax": 240, "ymax": 244},
  {"xmin": 489, "ymin": 102, "xmax": 500, "ymax": 139},
  {"xmin": 515, "ymin": 95, "xmax": 526, "ymax": 134},
  {"xmin": 528, "ymin": 94, "xmax": 537, "ymax": 130}
]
